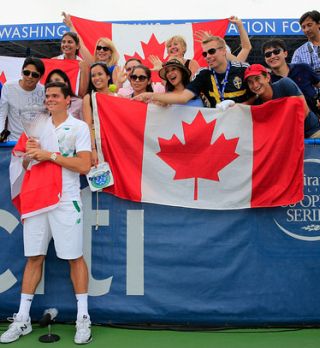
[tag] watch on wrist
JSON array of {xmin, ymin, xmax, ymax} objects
[{"xmin": 50, "ymin": 152, "xmax": 57, "ymax": 161}]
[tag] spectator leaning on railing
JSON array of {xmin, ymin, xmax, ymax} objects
[{"xmin": 244, "ymin": 64, "xmax": 320, "ymax": 139}]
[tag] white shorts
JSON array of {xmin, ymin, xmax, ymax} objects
[{"xmin": 23, "ymin": 200, "xmax": 83, "ymax": 260}]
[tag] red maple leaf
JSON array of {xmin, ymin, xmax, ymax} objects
[
  {"xmin": 124, "ymin": 34, "xmax": 167, "ymax": 83},
  {"xmin": 0, "ymin": 71, "xmax": 7, "ymax": 85},
  {"xmin": 157, "ymin": 111, "xmax": 239, "ymax": 200}
]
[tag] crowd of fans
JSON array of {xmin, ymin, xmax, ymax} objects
[{"xmin": 0, "ymin": 10, "xmax": 320, "ymax": 144}]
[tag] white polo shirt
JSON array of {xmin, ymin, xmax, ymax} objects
[{"xmin": 55, "ymin": 114, "xmax": 91, "ymax": 201}]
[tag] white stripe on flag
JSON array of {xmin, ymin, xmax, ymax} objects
[
  {"xmin": 112, "ymin": 23, "xmax": 194, "ymax": 65},
  {"xmin": 0, "ymin": 56, "xmax": 24, "ymax": 82},
  {"xmin": 141, "ymin": 104, "xmax": 253, "ymax": 210}
]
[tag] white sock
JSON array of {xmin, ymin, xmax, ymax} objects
[
  {"xmin": 16, "ymin": 293, "xmax": 34, "ymax": 321},
  {"xmin": 76, "ymin": 293, "xmax": 89, "ymax": 321}
]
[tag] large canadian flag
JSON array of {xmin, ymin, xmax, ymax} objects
[
  {"xmin": 93, "ymin": 94, "xmax": 304, "ymax": 210},
  {"xmin": 70, "ymin": 16, "xmax": 229, "ymax": 69}
]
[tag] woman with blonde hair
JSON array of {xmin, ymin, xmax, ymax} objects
[
  {"xmin": 62, "ymin": 12, "xmax": 120, "ymax": 84},
  {"xmin": 90, "ymin": 37, "xmax": 120, "ymax": 83},
  {"xmin": 165, "ymin": 35, "xmax": 200, "ymax": 76},
  {"xmin": 149, "ymin": 35, "xmax": 200, "ymax": 78}
]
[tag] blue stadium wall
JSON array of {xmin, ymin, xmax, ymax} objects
[{"xmin": 1, "ymin": 142, "xmax": 320, "ymax": 326}]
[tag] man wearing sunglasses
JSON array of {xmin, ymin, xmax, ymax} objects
[
  {"xmin": 135, "ymin": 35, "xmax": 253, "ymax": 108},
  {"xmin": 263, "ymin": 38, "xmax": 320, "ymax": 117},
  {"xmin": 0, "ymin": 56, "xmax": 45, "ymax": 142}
]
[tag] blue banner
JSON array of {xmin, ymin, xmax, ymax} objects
[
  {"xmin": 0, "ymin": 19, "xmax": 303, "ymax": 42},
  {"xmin": 1, "ymin": 144, "xmax": 320, "ymax": 325}
]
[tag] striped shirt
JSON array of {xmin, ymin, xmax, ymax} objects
[{"xmin": 291, "ymin": 42, "xmax": 320, "ymax": 73}]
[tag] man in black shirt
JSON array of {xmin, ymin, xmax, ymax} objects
[{"xmin": 135, "ymin": 35, "xmax": 253, "ymax": 107}]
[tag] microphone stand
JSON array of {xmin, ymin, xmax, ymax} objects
[{"xmin": 39, "ymin": 319, "xmax": 60, "ymax": 343}]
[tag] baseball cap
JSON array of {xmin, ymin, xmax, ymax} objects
[{"xmin": 244, "ymin": 64, "xmax": 269, "ymax": 80}]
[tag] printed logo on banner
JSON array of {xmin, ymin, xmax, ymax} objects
[{"xmin": 273, "ymin": 159, "xmax": 320, "ymax": 242}]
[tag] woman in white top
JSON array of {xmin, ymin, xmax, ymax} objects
[
  {"xmin": 52, "ymin": 31, "xmax": 89, "ymax": 97},
  {"xmin": 53, "ymin": 31, "xmax": 81, "ymax": 60}
]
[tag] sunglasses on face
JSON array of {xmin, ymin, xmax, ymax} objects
[
  {"xmin": 22, "ymin": 70, "xmax": 40, "ymax": 78},
  {"xmin": 130, "ymin": 74, "xmax": 148, "ymax": 82},
  {"xmin": 202, "ymin": 47, "xmax": 224, "ymax": 58},
  {"xmin": 96, "ymin": 45, "xmax": 111, "ymax": 52},
  {"xmin": 264, "ymin": 48, "xmax": 282, "ymax": 58}
]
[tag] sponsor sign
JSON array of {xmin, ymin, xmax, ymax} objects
[{"xmin": 0, "ymin": 19, "xmax": 303, "ymax": 41}]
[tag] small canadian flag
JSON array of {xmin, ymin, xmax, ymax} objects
[{"xmin": 10, "ymin": 119, "xmax": 62, "ymax": 219}]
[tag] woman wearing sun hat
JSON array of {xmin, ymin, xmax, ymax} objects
[{"xmin": 158, "ymin": 59, "xmax": 204, "ymax": 107}]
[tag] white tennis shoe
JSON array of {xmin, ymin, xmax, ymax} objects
[
  {"xmin": 74, "ymin": 315, "xmax": 92, "ymax": 344},
  {"xmin": 0, "ymin": 314, "xmax": 32, "ymax": 343}
]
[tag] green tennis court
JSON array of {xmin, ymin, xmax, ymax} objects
[{"xmin": 1, "ymin": 323, "xmax": 319, "ymax": 348}]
